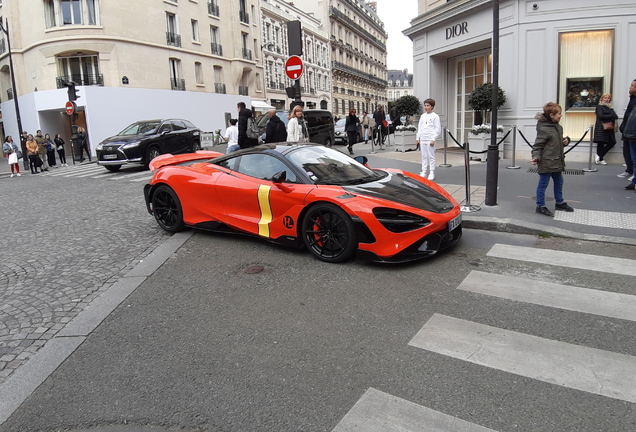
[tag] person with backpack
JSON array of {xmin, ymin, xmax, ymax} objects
[
  {"xmin": 237, "ymin": 102, "xmax": 259, "ymax": 149},
  {"xmin": 264, "ymin": 110, "xmax": 287, "ymax": 143}
]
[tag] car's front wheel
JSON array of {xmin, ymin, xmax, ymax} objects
[
  {"xmin": 145, "ymin": 147, "xmax": 161, "ymax": 167},
  {"xmin": 324, "ymin": 137, "xmax": 332, "ymax": 148},
  {"xmin": 151, "ymin": 185, "xmax": 185, "ymax": 233},
  {"xmin": 104, "ymin": 165, "xmax": 121, "ymax": 172},
  {"xmin": 301, "ymin": 203, "xmax": 357, "ymax": 263},
  {"xmin": 191, "ymin": 140, "xmax": 201, "ymax": 152}
]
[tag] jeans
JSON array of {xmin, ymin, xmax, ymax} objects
[
  {"xmin": 623, "ymin": 140, "xmax": 634, "ymax": 175},
  {"xmin": 629, "ymin": 141, "xmax": 636, "ymax": 185},
  {"xmin": 536, "ymin": 172, "xmax": 564, "ymax": 207}
]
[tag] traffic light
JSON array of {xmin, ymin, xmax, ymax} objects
[{"xmin": 66, "ymin": 82, "xmax": 80, "ymax": 101}]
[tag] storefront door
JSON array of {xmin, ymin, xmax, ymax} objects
[{"xmin": 452, "ymin": 52, "xmax": 491, "ymax": 144}]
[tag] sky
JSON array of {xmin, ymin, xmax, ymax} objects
[{"xmin": 375, "ymin": 0, "xmax": 419, "ymax": 72}]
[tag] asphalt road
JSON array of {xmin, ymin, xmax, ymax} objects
[{"xmin": 2, "ymin": 162, "xmax": 636, "ymax": 431}]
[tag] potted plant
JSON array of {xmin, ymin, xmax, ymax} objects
[
  {"xmin": 468, "ymin": 123, "xmax": 505, "ymax": 154},
  {"xmin": 393, "ymin": 96, "xmax": 422, "ymax": 151},
  {"xmin": 468, "ymin": 83, "xmax": 506, "ymax": 126}
]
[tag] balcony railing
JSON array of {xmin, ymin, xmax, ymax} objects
[
  {"xmin": 310, "ymin": 88, "xmax": 316, "ymax": 94},
  {"xmin": 211, "ymin": 43, "xmax": 223, "ymax": 56},
  {"xmin": 238, "ymin": 85, "xmax": 248, "ymax": 96},
  {"xmin": 242, "ymin": 48, "xmax": 252, "ymax": 61},
  {"xmin": 239, "ymin": 10, "xmax": 249, "ymax": 24},
  {"xmin": 215, "ymin": 83, "xmax": 226, "ymax": 94},
  {"xmin": 56, "ymin": 74, "xmax": 104, "ymax": 88},
  {"xmin": 0, "ymin": 39, "xmax": 5, "ymax": 55},
  {"xmin": 167, "ymin": 32, "xmax": 182, "ymax": 47},
  {"xmin": 208, "ymin": 1, "xmax": 219, "ymax": 16},
  {"xmin": 171, "ymin": 78, "xmax": 186, "ymax": 91},
  {"xmin": 6, "ymin": 88, "xmax": 13, "ymax": 100}
]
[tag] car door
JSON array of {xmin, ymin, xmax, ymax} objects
[
  {"xmin": 214, "ymin": 153, "xmax": 312, "ymax": 239},
  {"xmin": 171, "ymin": 120, "xmax": 192, "ymax": 154},
  {"xmin": 157, "ymin": 121, "xmax": 177, "ymax": 154}
]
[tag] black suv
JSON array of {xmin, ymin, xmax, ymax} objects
[
  {"xmin": 257, "ymin": 109, "xmax": 335, "ymax": 147},
  {"xmin": 96, "ymin": 119, "xmax": 201, "ymax": 171}
]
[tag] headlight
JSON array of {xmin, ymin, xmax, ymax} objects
[
  {"xmin": 96, "ymin": 143, "xmax": 103, "ymax": 151},
  {"xmin": 121, "ymin": 141, "xmax": 141, "ymax": 149},
  {"xmin": 372, "ymin": 208, "xmax": 431, "ymax": 233}
]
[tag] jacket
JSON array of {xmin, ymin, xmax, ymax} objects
[
  {"xmin": 238, "ymin": 108, "xmax": 259, "ymax": 149},
  {"xmin": 54, "ymin": 137, "xmax": 65, "ymax": 149},
  {"xmin": 373, "ymin": 110, "xmax": 386, "ymax": 129},
  {"xmin": 619, "ymin": 95, "xmax": 636, "ymax": 139},
  {"xmin": 593, "ymin": 104, "xmax": 618, "ymax": 144},
  {"xmin": 34, "ymin": 135, "xmax": 47, "ymax": 153},
  {"xmin": 345, "ymin": 114, "xmax": 360, "ymax": 132},
  {"xmin": 531, "ymin": 114, "xmax": 567, "ymax": 173},
  {"xmin": 26, "ymin": 140, "xmax": 39, "ymax": 155},
  {"xmin": 286, "ymin": 116, "xmax": 308, "ymax": 142},
  {"xmin": 265, "ymin": 115, "xmax": 287, "ymax": 143},
  {"xmin": 2, "ymin": 141, "xmax": 17, "ymax": 156}
]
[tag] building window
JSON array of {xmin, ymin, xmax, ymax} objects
[
  {"xmin": 44, "ymin": 0, "xmax": 99, "ymax": 28},
  {"xmin": 210, "ymin": 26, "xmax": 222, "ymax": 55},
  {"xmin": 170, "ymin": 58, "xmax": 185, "ymax": 90},
  {"xmin": 214, "ymin": 66, "xmax": 225, "ymax": 94},
  {"xmin": 195, "ymin": 62, "xmax": 203, "ymax": 85},
  {"xmin": 166, "ymin": 12, "xmax": 181, "ymax": 47},
  {"xmin": 191, "ymin": 19, "xmax": 199, "ymax": 42},
  {"xmin": 56, "ymin": 54, "xmax": 103, "ymax": 87}
]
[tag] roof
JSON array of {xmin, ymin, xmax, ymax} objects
[{"xmin": 251, "ymin": 101, "xmax": 276, "ymax": 111}]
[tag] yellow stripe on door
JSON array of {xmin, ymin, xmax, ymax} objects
[{"xmin": 257, "ymin": 185, "xmax": 272, "ymax": 237}]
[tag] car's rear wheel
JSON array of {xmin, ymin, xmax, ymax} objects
[
  {"xmin": 191, "ymin": 140, "xmax": 201, "ymax": 152},
  {"xmin": 104, "ymin": 165, "xmax": 121, "ymax": 172},
  {"xmin": 151, "ymin": 185, "xmax": 185, "ymax": 233},
  {"xmin": 301, "ymin": 203, "xmax": 357, "ymax": 263},
  {"xmin": 146, "ymin": 146, "xmax": 161, "ymax": 167}
]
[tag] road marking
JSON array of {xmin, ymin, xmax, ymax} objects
[
  {"xmin": 257, "ymin": 185, "xmax": 272, "ymax": 237},
  {"xmin": 487, "ymin": 244, "xmax": 636, "ymax": 277},
  {"xmin": 457, "ymin": 271, "xmax": 636, "ymax": 322},
  {"xmin": 332, "ymin": 388, "xmax": 497, "ymax": 432},
  {"xmin": 409, "ymin": 314, "xmax": 636, "ymax": 403}
]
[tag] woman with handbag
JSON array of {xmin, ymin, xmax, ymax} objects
[
  {"xmin": 54, "ymin": 133, "xmax": 68, "ymax": 166},
  {"xmin": 44, "ymin": 133, "xmax": 57, "ymax": 168},
  {"xmin": 593, "ymin": 93, "xmax": 618, "ymax": 165},
  {"xmin": 26, "ymin": 134, "xmax": 41, "ymax": 174},
  {"xmin": 77, "ymin": 126, "xmax": 91, "ymax": 162},
  {"xmin": 2, "ymin": 136, "xmax": 21, "ymax": 177},
  {"xmin": 345, "ymin": 108, "xmax": 360, "ymax": 155}
]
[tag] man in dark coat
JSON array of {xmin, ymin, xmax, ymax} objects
[
  {"xmin": 373, "ymin": 105, "xmax": 387, "ymax": 144},
  {"xmin": 618, "ymin": 79, "xmax": 636, "ymax": 185},
  {"xmin": 237, "ymin": 102, "xmax": 259, "ymax": 149},
  {"xmin": 264, "ymin": 110, "xmax": 287, "ymax": 143}
]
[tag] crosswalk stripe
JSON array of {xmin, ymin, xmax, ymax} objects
[
  {"xmin": 457, "ymin": 271, "xmax": 636, "ymax": 322},
  {"xmin": 332, "ymin": 388, "xmax": 497, "ymax": 432},
  {"xmin": 409, "ymin": 314, "xmax": 636, "ymax": 403},
  {"xmin": 111, "ymin": 171, "xmax": 153, "ymax": 180},
  {"xmin": 487, "ymin": 244, "xmax": 636, "ymax": 277}
]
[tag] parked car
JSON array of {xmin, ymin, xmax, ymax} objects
[
  {"xmin": 96, "ymin": 119, "xmax": 201, "ymax": 171},
  {"xmin": 257, "ymin": 109, "xmax": 335, "ymax": 147},
  {"xmin": 144, "ymin": 144, "xmax": 462, "ymax": 263},
  {"xmin": 334, "ymin": 118, "xmax": 362, "ymax": 144}
]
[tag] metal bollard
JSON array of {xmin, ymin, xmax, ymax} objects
[
  {"xmin": 461, "ymin": 140, "xmax": 481, "ymax": 213},
  {"xmin": 506, "ymin": 125, "xmax": 520, "ymax": 169},
  {"xmin": 440, "ymin": 127, "xmax": 451, "ymax": 168},
  {"xmin": 582, "ymin": 125, "xmax": 597, "ymax": 172}
]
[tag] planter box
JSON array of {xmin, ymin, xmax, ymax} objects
[
  {"xmin": 395, "ymin": 131, "xmax": 417, "ymax": 152},
  {"xmin": 467, "ymin": 133, "xmax": 503, "ymax": 159}
]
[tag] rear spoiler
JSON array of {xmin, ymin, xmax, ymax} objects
[{"xmin": 149, "ymin": 150, "xmax": 223, "ymax": 171}]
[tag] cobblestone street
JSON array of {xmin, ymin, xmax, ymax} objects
[{"xmin": 0, "ymin": 166, "xmax": 170, "ymax": 385}]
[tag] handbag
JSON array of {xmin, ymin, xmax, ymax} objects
[
  {"xmin": 16, "ymin": 149, "xmax": 22, "ymax": 159},
  {"xmin": 602, "ymin": 121, "xmax": 614, "ymax": 130},
  {"xmin": 382, "ymin": 119, "xmax": 388, "ymax": 128}
]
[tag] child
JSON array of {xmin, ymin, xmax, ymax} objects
[
  {"xmin": 224, "ymin": 119, "xmax": 239, "ymax": 153},
  {"xmin": 415, "ymin": 98, "xmax": 441, "ymax": 180}
]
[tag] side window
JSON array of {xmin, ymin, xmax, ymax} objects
[
  {"xmin": 237, "ymin": 154, "xmax": 297, "ymax": 183},
  {"xmin": 171, "ymin": 120, "xmax": 187, "ymax": 130},
  {"xmin": 159, "ymin": 123, "xmax": 173, "ymax": 133},
  {"xmin": 216, "ymin": 156, "xmax": 238, "ymax": 171}
]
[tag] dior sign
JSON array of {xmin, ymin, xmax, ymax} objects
[{"xmin": 446, "ymin": 22, "xmax": 468, "ymax": 39}]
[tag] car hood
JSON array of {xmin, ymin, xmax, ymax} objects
[
  {"xmin": 342, "ymin": 171, "xmax": 455, "ymax": 213},
  {"xmin": 100, "ymin": 134, "xmax": 151, "ymax": 145}
]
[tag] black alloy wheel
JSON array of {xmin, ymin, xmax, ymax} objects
[
  {"xmin": 325, "ymin": 137, "xmax": 332, "ymax": 148},
  {"xmin": 146, "ymin": 147, "xmax": 161, "ymax": 167},
  {"xmin": 301, "ymin": 203, "xmax": 357, "ymax": 263},
  {"xmin": 191, "ymin": 140, "xmax": 201, "ymax": 152},
  {"xmin": 151, "ymin": 185, "xmax": 185, "ymax": 233}
]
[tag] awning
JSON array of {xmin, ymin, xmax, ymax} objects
[{"xmin": 250, "ymin": 100, "xmax": 275, "ymax": 111}]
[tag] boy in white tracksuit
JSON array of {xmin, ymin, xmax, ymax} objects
[{"xmin": 416, "ymin": 98, "xmax": 441, "ymax": 181}]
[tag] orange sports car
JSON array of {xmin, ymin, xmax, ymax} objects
[{"xmin": 144, "ymin": 144, "xmax": 462, "ymax": 263}]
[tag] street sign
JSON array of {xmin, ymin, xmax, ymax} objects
[
  {"xmin": 284, "ymin": 55, "xmax": 304, "ymax": 80},
  {"xmin": 65, "ymin": 101, "xmax": 76, "ymax": 115}
]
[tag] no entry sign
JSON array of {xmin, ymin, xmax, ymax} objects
[
  {"xmin": 65, "ymin": 101, "xmax": 76, "ymax": 115},
  {"xmin": 285, "ymin": 55, "xmax": 304, "ymax": 80}
]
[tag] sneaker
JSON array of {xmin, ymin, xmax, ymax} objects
[
  {"xmin": 595, "ymin": 155, "xmax": 600, "ymax": 165},
  {"xmin": 599, "ymin": 159, "xmax": 607, "ymax": 165},
  {"xmin": 617, "ymin": 172, "xmax": 629, "ymax": 178},
  {"xmin": 10, "ymin": 174, "xmax": 14, "ymax": 177},
  {"xmin": 427, "ymin": 172, "xmax": 435, "ymax": 181},
  {"xmin": 536, "ymin": 206, "xmax": 553, "ymax": 216},
  {"xmin": 555, "ymin": 202, "xmax": 574, "ymax": 212},
  {"xmin": 629, "ymin": 175, "xmax": 635, "ymax": 181},
  {"xmin": 626, "ymin": 184, "xmax": 635, "ymax": 190},
  {"xmin": 16, "ymin": 173, "xmax": 21, "ymax": 177},
  {"xmin": 420, "ymin": 171, "xmax": 427, "ymax": 178}
]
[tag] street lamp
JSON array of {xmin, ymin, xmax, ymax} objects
[{"xmin": 0, "ymin": 17, "xmax": 25, "ymax": 169}]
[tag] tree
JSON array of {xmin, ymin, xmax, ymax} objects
[
  {"xmin": 468, "ymin": 83, "xmax": 506, "ymax": 125},
  {"xmin": 393, "ymin": 95, "xmax": 422, "ymax": 119}
]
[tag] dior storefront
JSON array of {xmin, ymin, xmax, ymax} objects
[{"xmin": 405, "ymin": 0, "xmax": 636, "ymax": 161}]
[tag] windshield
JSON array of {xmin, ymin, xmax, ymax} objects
[
  {"xmin": 287, "ymin": 146, "xmax": 387, "ymax": 185},
  {"xmin": 119, "ymin": 122, "xmax": 161, "ymax": 136},
  {"xmin": 335, "ymin": 119, "xmax": 346, "ymax": 127}
]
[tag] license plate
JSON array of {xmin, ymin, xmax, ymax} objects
[
  {"xmin": 448, "ymin": 213, "xmax": 462, "ymax": 232},
  {"xmin": 103, "ymin": 154, "xmax": 118, "ymax": 160}
]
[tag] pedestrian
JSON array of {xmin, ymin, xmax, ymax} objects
[
  {"xmin": 373, "ymin": 105, "xmax": 387, "ymax": 146},
  {"xmin": 618, "ymin": 79, "xmax": 636, "ymax": 186},
  {"xmin": 592, "ymin": 94, "xmax": 618, "ymax": 165},
  {"xmin": 26, "ymin": 134, "xmax": 41, "ymax": 174},
  {"xmin": 34, "ymin": 129, "xmax": 49, "ymax": 171},
  {"xmin": 54, "ymin": 133, "xmax": 68, "ymax": 166},
  {"xmin": 531, "ymin": 102, "xmax": 574, "ymax": 216},
  {"xmin": 264, "ymin": 110, "xmax": 287, "ymax": 143},
  {"xmin": 44, "ymin": 133, "xmax": 57, "ymax": 167},
  {"xmin": 361, "ymin": 111, "xmax": 370, "ymax": 144},
  {"xmin": 2, "ymin": 136, "xmax": 21, "ymax": 177},
  {"xmin": 224, "ymin": 119, "xmax": 239, "ymax": 153},
  {"xmin": 415, "ymin": 98, "xmax": 441, "ymax": 181},
  {"xmin": 77, "ymin": 126, "xmax": 91, "ymax": 162},
  {"xmin": 19, "ymin": 130, "xmax": 28, "ymax": 169},
  {"xmin": 237, "ymin": 102, "xmax": 259, "ymax": 149},
  {"xmin": 345, "ymin": 108, "xmax": 360, "ymax": 155},
  {"xmin": 286, "ymin": 105, "xmax": 309, "ymax": 143}
]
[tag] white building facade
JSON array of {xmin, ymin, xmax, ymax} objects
[
  {"xmin": 387, "ymin": 69, "xmax": 414, "ymax": 102},
  {"xmin": 405, "ymin": 0, "xmax": 636, "ymax": 161}
]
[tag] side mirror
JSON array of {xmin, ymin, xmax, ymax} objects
[
  {"xmin": 272, "ymin": 170, "xmax": 287, "ymax": 183},
  {"xmin": 354, "ymin": 155, "xmax": 368, "ymax": 165}
]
